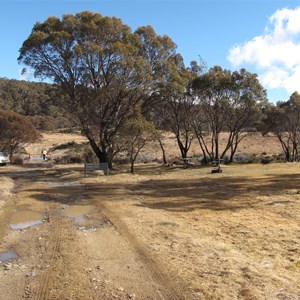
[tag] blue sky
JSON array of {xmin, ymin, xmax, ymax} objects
[{"xmin": 1, "ymin": 0, "xmax": 300, "ymax": 103}]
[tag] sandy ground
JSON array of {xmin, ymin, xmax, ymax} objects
[{"xmin": 0, "ymin": 159, "xmax": 299, "ymax": 300}]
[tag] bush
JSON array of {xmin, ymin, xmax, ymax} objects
[
  {"xmin": 54, "ymin": 154, "xmax": 83, "ymax": 164},
  {"xmin": 18, "ymin": 147, "xmax": 29, "ymax": 155},
  {"xmin": 11, "ymin": 156, "xmax": 24, "ymax": 165},
  {"xmin": 233, "ymin": 153, "xmax": 256, "ymax": 164},
  {"xmin": 69, "ymin": 156, "xmax": 82, "ymax": 164},
  {"xmin": 260, "ymin": 155, "xmax": 274, "ymax": 164},
  {"xmin": 51, "ymin": 141, "xmax": 77, "ymax": 151},
  {"xmin": 136, "ymin": 153, "xmax": 157, "ymax": 163},
  {"xmin": 113, "ymin": 154, "xmax": 131, "ymax": 166},
  {"xmin": 30, "ymin": 115, "xmax": 56, "ymax": 131},
  {"xmin": 277, "ymin": 153, "xmax": 287, "ymax": 161},
  {"xmin": 83, "ymin": 149, "xmax": 98, "ymax": 163},
  {"xmin": 53, "ymin": 116, "xmax": 75, "ymax": 129}
]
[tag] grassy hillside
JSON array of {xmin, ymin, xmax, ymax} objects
[{"xmin": 23, "ymin": 131, "xmax": 283, "ymax": 166}]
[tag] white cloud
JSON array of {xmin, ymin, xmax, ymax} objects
[{"xmin": 227, "ymin": 6, "xmax": 300, "ymax": 100}]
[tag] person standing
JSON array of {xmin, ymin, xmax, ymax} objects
[{"xmin": 42, "ymin": 148, "xmax": 47, "ymax": 160}]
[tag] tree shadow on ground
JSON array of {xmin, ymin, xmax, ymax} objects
[
  {"xmin": 130, "ymin": 173, "xmax": 300, "ymax": 212},
  {"xmin": 1, "ymin": 165, "xmax": 300, "ymax": 212}
]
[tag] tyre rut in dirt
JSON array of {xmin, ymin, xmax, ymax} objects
[
  {"xmin": 100, "ymin": 205, "xmax": 186, "ymax": 300},
  {"xmin": 33, "ymin": 211, "xmax": 63, "ymax": 300}
]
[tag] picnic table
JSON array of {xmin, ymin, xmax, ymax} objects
[{"xmin": 211, "ymin": 158, "xmax": 223, "ymax": 173}]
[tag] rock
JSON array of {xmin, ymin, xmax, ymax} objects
[
  {"xmin": 19, "ymin": 265, "xmax": 28, "ymax": 270},
  {"xmin": 194, "ymin": 291, "xmax": 204, "ymax": 297},
  {"xmin": 26, "ymin": 271, "xmax": 36, "ymax": 277},
  {"xmin": 3, "ymin": 262, "xmax": 12, "ymax": 270},
  {"xmin": 261, "ymin": 261, "xmax": 274, "ymax": 269},
  {"xmin": 170, "ymin": 242, "xmax": 179, "ymax": 249}
]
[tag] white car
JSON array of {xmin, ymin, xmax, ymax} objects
[{"xmin": 0, "ymin": 152, "xmax": 10, "ymax": 166}]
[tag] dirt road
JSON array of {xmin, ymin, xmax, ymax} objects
[
  {"xmin": 0, "ymin": 164, "xmax": 184, "ymax": 300},
  {"xmin": 0, "ymin": 162, "xmax": 300, "ymax": 300}
]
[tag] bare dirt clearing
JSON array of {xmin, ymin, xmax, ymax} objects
[{"xmin": 0, "ymin": 133, "xmax": 299, "ymax": 299}]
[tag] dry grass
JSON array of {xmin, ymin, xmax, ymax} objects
[
  {"xmin": 24, "ymin": 131, "xmax": 283, "ymax": 164},
  {"xmin": 87, "ymin": 162, "xmax": 300, "ymax": 299},
  {"xmin": 3, "ymin": 131, "xmax": 298, "ymax": 300}
]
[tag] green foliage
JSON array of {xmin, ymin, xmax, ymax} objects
[
  {"xmin": 191, "ymin": 66, "xmax": 267, "ymax": 163},
  {"xmin": 261, "ymin": 92, "xmax": 300, "ymax": 162},
  {"xmin": 118, "ymin": 114, "xmax": 157, "ymax": 173},
  {"xmin": 0, "ymin": 78, "xmax": 61, "ymax": 117},
  {"xmin": 18, "ymin": 147, "xmax": 29, "ymax": 155},
  {"xmin": 0, "ymin": 77, "xmax": 72, "ymax": 131},
  {"xmin": 18, "ymin": 11, "xmax": 185, "ymax": 166}
]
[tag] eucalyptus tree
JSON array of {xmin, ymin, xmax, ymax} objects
[
  {"xmin": 160, "ymin": 94, "xmax": 195, "ymax": 160},
  {"xmin": 145, "ymin": 60, "xmax": 204, "ymax": 163},
  {"xmin": 221, "ymin": 69, "xmax": 267, "ymax": 162},
  {"xmin": 154, "ymin": 61, "xmax": 198, "ymax": 161},
  {"xmin": 191, "ymin": 66, "xmax": 267, "ymax": 162},
  {"xmin": 262, "ymin": 92, "xmax": 300, "ymax": 162},
  {"xmin": 18, "ymin": 11, "xmax": 183, "ymax": 166},
  {"xmin": 118, "ymin": 113, "xmax": 157, "ymax": 173}
]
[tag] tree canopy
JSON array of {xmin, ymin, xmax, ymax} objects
[
  {"xmin": 261, "ymin": 92, "xmax": 300, "ymax": 162},
  {"xmin": 191, "ymin": 66, "xmax": 267, "ymax": 162},
  {"xmin": 118, "ymin": 113, "xmax": 156, "ymax": 173},
  {"xmin": 18, "ymin": 11, "xmax": 184, "ymax": 166}
]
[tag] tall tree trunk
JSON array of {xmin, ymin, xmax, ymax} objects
[
  {"xmin": 278, "ymin": 135, "xmax": 291, "ymax": 162},
  {"xmin": 194, "ymin": 132, "xmax": 209, "ymax": 164},
  {"xmin": 228, "ymin": 137, "xmax": 239, "ymax": 163},
  {"xmin": 214, "ymin": 134, "xmax": 219, "ymax": 161},
  {"xmin": 86, "ymin": 136, "xmax": 106, "ymax": 163},
  {"xmin": 130, "ymin": 160, "xmax": 134, "ymax": 173},
  {"xmin": 157, "ymin": 137, "xmax": 167, "ymax": 164},
  {"xmin": 177, "ymin": 137, "xmax": 188, "ymax": 159}
]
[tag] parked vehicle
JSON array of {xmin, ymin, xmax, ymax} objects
[{"xmin": 0, "ymin": 152, "xmax": 10, "ymax": 166}]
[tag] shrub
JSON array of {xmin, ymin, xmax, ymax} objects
[
  {"xmin": 18, "ymin": 147, "xmax": 29, "ymax": 155},
  {"xmin": 53, "ymin": 116, "xmax": 75, "ymax": 129},
  {"xmin": 54, "ymin": 154, "xmax": 83, "ymax": 164},
  {"xmin": 260, "ymin": 155, "xmax": 274, "ymax": 164},
  {"xmin": 113, "ymin": 154, "xmax": 131, "ymax": 166},
  {"xmin": 83, "ymin": 149, "xmax": 98, "ymax": 163},
  {"xmin": 30, "ymin": 115, "xmax": 56, "ymax": 131},
  {"xmin": 136, "ymin": 153, "xmax": 157, "ymax": 163},
  {"xmin": 51, "ymin": 141, "xmax": 77, "ymax": 151},
  {"xmin": 11, "ymin": 156, "xmax": 24, "ymax": 165},
  {"xmin": 233, "ymin": 153, "xmax": 256, "ymax": 164}
]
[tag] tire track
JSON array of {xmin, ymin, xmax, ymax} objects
[
  {"xmin": 33, "ymin": 209, "xmax": 63, "ymax": 300},
  {"xmin": 99, "ymin": 204, "xmax": 186, "ymax": 300}
]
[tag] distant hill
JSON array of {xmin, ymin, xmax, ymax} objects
[{"xmin": 0, "ymin": 77, "xmax": 74, "ymax": 130}]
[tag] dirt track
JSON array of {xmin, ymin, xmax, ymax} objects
[
  {"xmin": 0, "ymin": 164, "xmax": 183, "ymax": 300},
  {"xmin": 0, "ymin": 162, "xmax": 300, "ymax": 300}
]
